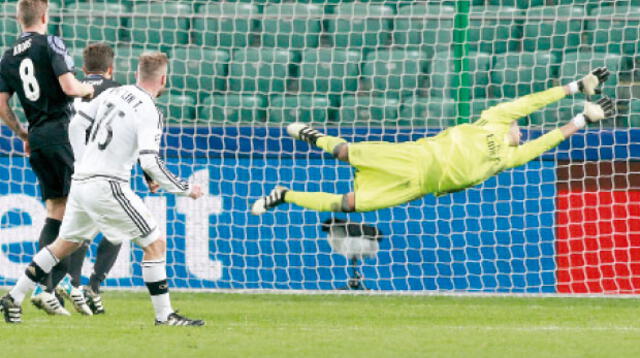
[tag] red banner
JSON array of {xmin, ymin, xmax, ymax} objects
[{"xmin": 556, "ymin": 190, "xmax": 640, "ymax": 293}]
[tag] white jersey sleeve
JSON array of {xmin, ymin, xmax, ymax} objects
[{"xmin": 136, "ymin": 107, "xmax": 190, "ymax": 196}]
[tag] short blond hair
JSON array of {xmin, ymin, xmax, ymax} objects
[
  {"xmin": 137, "ymin": 52, "xmax": 168, "ymax": 82},
  {"xmin": 17, "ymin": 0, "xmax": 48, "ymax": 28}
]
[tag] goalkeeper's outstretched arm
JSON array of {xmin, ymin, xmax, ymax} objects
[{"xmin": 504, "ymin": 97, "xmax": 616, "ymax": 169}]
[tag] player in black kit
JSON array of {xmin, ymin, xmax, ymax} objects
[
  {"xmin": 59, "ymin": 43, "xmax": 125, "ymax": 315},
  {"xmin": 0, "ymin": 0, "xmax": 94, "ymax": 316}
]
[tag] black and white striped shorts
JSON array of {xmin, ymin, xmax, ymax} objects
[{"xmin": 59, "ymin": 179, "xmax": 160, "ymax": 247}]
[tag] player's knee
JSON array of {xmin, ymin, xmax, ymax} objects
[
  {"xmin": 45, "ymin": 197, "xmax": 67, "ymax": 220},
  {"xmin": 142, "ymin": 236, "xmax": 166, "ymax": 260},
  {"xmin": 333, "ymin": 143, "xmax": 349, "ymax": 162},
  {"xmin": 48, "ymin": 237, "xmax": 83, "ymax": 260},
  {"xmin": 341, "ymin": 193, "xmax": 355, "ymax": 212}
]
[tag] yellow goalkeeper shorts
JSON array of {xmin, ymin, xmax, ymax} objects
[{"xmin": 348, "ymin": 141, "xmax": 425, "ymax": 212}]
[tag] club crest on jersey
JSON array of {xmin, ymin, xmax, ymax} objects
[{"xmin": 13, "ymin": 39, "xmax": 32, "ymax": 56}]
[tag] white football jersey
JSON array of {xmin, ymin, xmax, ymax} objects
[{"xmin": 71, "ymin": 85, "xmax": 189, "ymax": 195}]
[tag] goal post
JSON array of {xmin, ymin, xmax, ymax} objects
[{"xmin": 0, "ymin": 0, "xmax": 639, "ymax": 294}]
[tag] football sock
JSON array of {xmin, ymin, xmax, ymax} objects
[
  {"xmin": 284, "ymin": 191, "xmax": 344, "ymax": 212},
  {"xmin": 142, "ymin": 260, "xmax": 173, "ymax": 322},
  {"xmin": 68, "ymin": 243, "xmax": 89, "ymax": 288},
  {"xmin": 38, "ymin": 218, "xmax": 61, "ymax": 290},
  {"xmin": 90, "ymin": 239, "xmax": 122, "ymax": 293},
  {"xmin": 10, "ymin": 248, "xmax": 59, "ymax": 304},
  {"xmin": 316, "ymin": 136, "xmax": 347, "ymax": 156}
]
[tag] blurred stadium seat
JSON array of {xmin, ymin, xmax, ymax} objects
[
  {"xmin": 490, "ymin": 51, "xmax": 559, "ymax": 98},
  {"xmin": 199, "ymin": 94, "xmax": 267, "ymax": 124},
  {"xmin": 327, "ymin": 3, "xmax": 394, "ymax": 49},
  {"xmin": 339, "ymin": 95, "xmax": 400, "ymax": 125},
  {"xmin": 261, "ymin": 3, "xmax": 323, "ymax": 49},
  {"xmin": 228, "ymin": 48, "xmax": 296, "ymax": 94},
  {"xmin": 192, "ymin": 2, "xmax": 259, "ymax": 49},
  {"xmin": 267, "ymin": 95, "xmax": 331, "ymax": 123}
]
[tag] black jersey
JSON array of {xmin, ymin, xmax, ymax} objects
[
  {"xmin": 79, "ymin": 74, "xmax": 120, "ymax": 99},
  {"xmin": 0, "ymin": 32, "xmax": 75, "ymax": 150}
]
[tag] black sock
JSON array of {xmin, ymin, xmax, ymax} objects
[
  {"xmin": 38, "ymin": 218, "xmax": 62, "ymax": 292},
  {"xmin": 89, "ymin": 239, "xmax": 122, "ymax": 293},
  {"xmin": 68, "ymin": 243, "xmax": 89, "ymax": 288}
]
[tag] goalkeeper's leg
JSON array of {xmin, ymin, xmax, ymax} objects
[
  {"xmin": 251, "ymin": 187, "xmax": 354, "ymax": 215},
  {"xmin": 287, "ymin": 123, "xmax": 350, "ymax": 162}
]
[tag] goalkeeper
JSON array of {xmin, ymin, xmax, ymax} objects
[{"xmin": 252, "ymin": 68, "xmax": 615, "ymax": 214}]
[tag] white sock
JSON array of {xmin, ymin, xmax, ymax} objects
[
  {"xmin": 10, "ymin": 248, "xmax": 59, "ymax": 305},
  {"xmin": 142, "ymin": 260, "xmax": 173, "ymax": 321}
]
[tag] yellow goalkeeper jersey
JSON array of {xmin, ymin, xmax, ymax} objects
[{"xmin": 416, "ymin": 124, "xmax": 564, "ymax": 196}]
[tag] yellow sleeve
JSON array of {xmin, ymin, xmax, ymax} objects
[
  {"xmin": 475, "ymin": 87, "xmax": 567, "ymax": 127},
  {"xmin": 504, "ymin": 128, "xmax": 565, "ymax": 169}
]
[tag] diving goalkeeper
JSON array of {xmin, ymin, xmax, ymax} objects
[{"xmin": 251, "ymin": 68, "xmax": 615, "ymax": 214}]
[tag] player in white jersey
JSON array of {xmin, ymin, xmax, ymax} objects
[{"xmin": 1, "ymin": 52, "xmax": 205, "ymax": 326}]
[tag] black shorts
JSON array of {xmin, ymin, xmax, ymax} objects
[{"xmin": 29, "ymin": 143, "xmax": 74, "ymax": 201}]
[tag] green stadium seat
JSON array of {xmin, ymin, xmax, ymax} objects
[
  {"xmin": 112, "ymin": 46, "xmax": 163, "ymax": 85},
  {"xmin": 523, "ymin": 6, "xmax": 585, "ymax": 53},
  {"xmin": 327, "ymin": 3, "xmax": 394, "ymax": 49},
  {"xmin": 228, "ymin": 48, "xmax": 295, "ymax": 94},
  {"xmin": 170, "ymin": 47, "xmax": 228, "ymax": 99},
  {"xmin": 192, "ymin": 3, "xmax": 258, "ymax": 49},
  {"xmin": 1, "ymin": 3, "xmax": 61, "ymax": 46},
  {"xmin": 468, "ymin": 6, "xmax": 523, "ymax": 54},
  {"xmin": 156, "ymin": 93, "xmax": 196, "ymax": 125},
  {"xmin": 339, "ymin": 96, "xmax": 400, "ymax": 125},
  {"xmin": 528, "ymin": 98, "xmax": 581, "ymax": 127},
  {"xmin": 429, "ymin": 50, "xmax": 491, "ymax": 99},
  {"xmin": 199, "ymin": 94, "xmax": 267, "ymax": 124},
  {"xmin": 470, "ymin": 98, "xmax": 502, "ymax": 120},
  {"xmin": 267, "ymin": 96, "xmax": 331, "ymax": 123},
  {"xmin": 261, "ymin": 4, "xmax": 323, "ymax": 49},
  {"xmin": 586, "ymin": 6, "xmax": 640, "ymax": 55},
  {"xmin": 61, "ymin": 3, "xmax": 126, "ymax": 49},
  {"xmin": 398, "ymin": 97, "xmax": 457, "ymax": 128},
  {"xmin": 488, "ymin": 0, "xmax": 545, "ymax": 8},
  {"xmin": 490, "ymin": 52, "xmax": 559, "ymax": 99},
  {"xmin": 559, "ymin": 51, "xmax": 623, "ymax": 98},
  {"xmin": 627, "ymin": 100, "xmax": 640, "ymax": 127},
  {"xmin": 299, "ymin": 49, "xmax": 360, "ymax": 96},
  {"xmin": 394, "ymin": 4, "xmax": 454, "ymax": 56},
  {"xmin": 362, "ymin": 49, "xmax": 428, "ymax": 98},
  {"xmin": 130, "ymin": 2, "xmax": 191, "ymax": 49}
]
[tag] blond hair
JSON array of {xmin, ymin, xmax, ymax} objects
[
  {"xmin": 17, "ymin": 0, "xmax": 48, "ymax": 28},
  {"xmin": 137, "ymin": 52, "xmax": 168, "ymax": 82}
]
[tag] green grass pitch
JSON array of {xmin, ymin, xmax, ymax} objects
[{"xmin": 1, "ymin": 290, "xmax": 639, "ymax": 357}]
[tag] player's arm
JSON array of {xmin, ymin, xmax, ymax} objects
[
  {"xmin": 504, "ymin": 97, "xmax": 615, "ymax": 169},
  {"xmin": 0, "ymin": 92, "xmax": 27, "ymax": 142},
  {"xmin": 68, "ymin": 96, "xmax": 102, "ymax": 161},
  {"xmin": 136, "ymin": 109, "xmax": 201, "ymax": 199},
  {"xmin": 46, "ymin": 35, "xmax": 94, "ymax": 99},
  {"xmin": 59, "ymin": 73, "xmax": 94, "ymax": 99}
]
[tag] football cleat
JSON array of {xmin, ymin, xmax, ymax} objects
[
  {"xmin": 251, "ymin": 186, "xmax": 288, "ymax": 215},
  {"xmin": 155, "ymin": 311, "xmax": 205, "ymax": 326},
  {"xmin": 56, "ymin": 282, "xmax": 93, "ymax": 316},
  {"xmin": 0, "ymin": 294, "xmax": 22, "ymax": 324},
  {"xmin": 84, "ymin": 286, "xmax": 105, "ymax": 315},
  {"xmin": 31, "ymin": 291, "xmax": 70, "ymax": 316},
  {"xmin": 286, "ymin": 123, "xmax": 325, "ymax": 146}
]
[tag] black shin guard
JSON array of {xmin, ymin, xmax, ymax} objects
[{"xmin": 90, "ymin": 239, "xmax": 122, "ymax": 293}]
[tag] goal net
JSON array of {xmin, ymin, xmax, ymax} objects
[{"xmin": 0, "ymin": 0, "xmax": 639, "ymax": 294}]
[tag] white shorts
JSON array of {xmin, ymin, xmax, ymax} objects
[{"xmin": 59, "ymin": 178, "xmax": 160, "ymax": 247}]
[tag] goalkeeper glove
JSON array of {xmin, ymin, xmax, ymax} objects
[
  {"xmin": 571, "ymin": 97, "xmax": 616, "ymax": 129},
  {"xmin": 570, "ymin": 67, "xmax": 610, "ymax": 96}
]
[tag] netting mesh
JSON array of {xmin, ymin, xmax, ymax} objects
[{"xmin": 0, "ymin": 0, "xmax": 639, "ymax": 293}]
